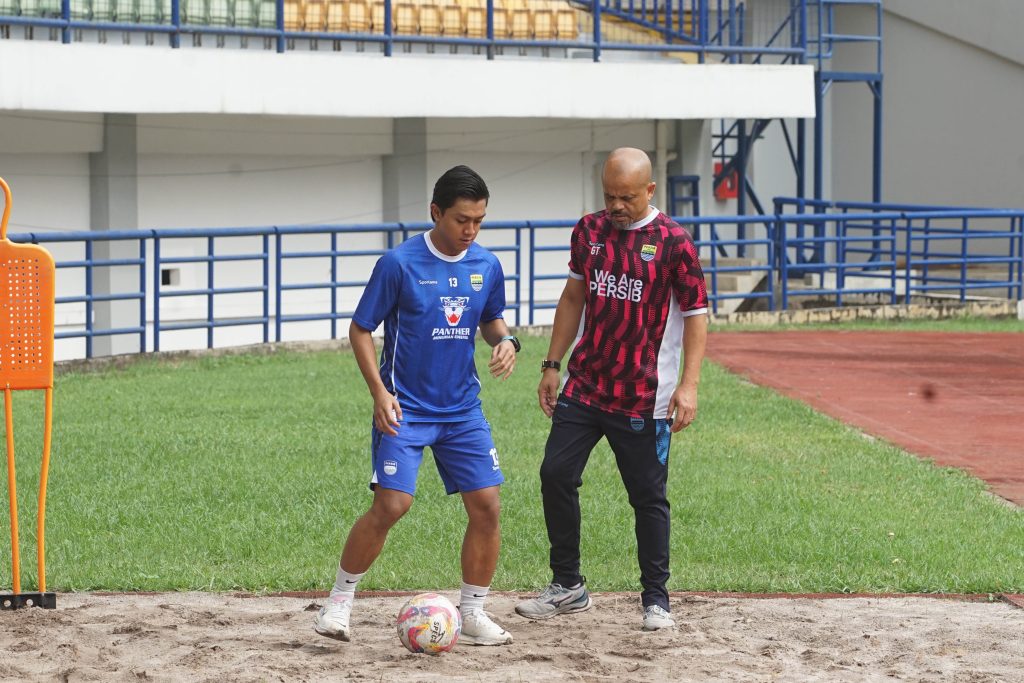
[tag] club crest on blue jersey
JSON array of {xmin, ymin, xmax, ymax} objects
[
  {"xmin": 641, "ymin": 244, "xmax": 658, "ymax": 262},
  {"xmin": 441, "ymin": 296, "xmax": 469, "ymax": 326},
  {"xmin": 471, "ymin": 274, "xmax": 484, "ymax": 292}
]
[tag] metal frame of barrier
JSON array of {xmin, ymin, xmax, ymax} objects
[{"xmin": 8, "ymin": 206, "xmax": 1022, "ymax": 359}]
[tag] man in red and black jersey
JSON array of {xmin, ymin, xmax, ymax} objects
[{"xmin": 515, "ymin": 147, "xmax": 708, "ymax": 631}]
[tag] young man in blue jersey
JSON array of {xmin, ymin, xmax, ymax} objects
[{"xmin": 315, "ymin": 165, "xmax": 520, "ymax": 646}]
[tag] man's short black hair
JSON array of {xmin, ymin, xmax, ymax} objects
[{"xmin": 430, "ymin": 165, "xmax": 490, "ymax": 220}]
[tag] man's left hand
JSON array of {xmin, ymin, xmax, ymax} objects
[
  {"xmin": 488, "ymin": 339, "xmax": 517, "ymax": 380},
  {"xmin": 668, "ymin": 384, "xmax": 698, "ymax": 433}
]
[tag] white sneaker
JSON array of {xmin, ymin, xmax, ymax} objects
[
  {"xmin": 314, "ymin": 594, "xmax": 353, "ymax": 642},
  {"xmin": 642, "ymin": 604, "xmax": 675, "ymax": 631},
  {"xmin": 460, "ymin": 610, "xmax": 513, "ymax": 646}
]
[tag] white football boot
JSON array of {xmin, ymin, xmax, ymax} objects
[
  {"xmin": 460, "ymin": 610, "xmax": 513, "ymax": 646},
  {"xmin": 314, "ymin": 594, "xmax": 353, "ymax": 642}
]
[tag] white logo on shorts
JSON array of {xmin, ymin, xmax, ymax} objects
[
  {"xmin": 489, "ymin": 447, "xmax": 500, "ymax": 471},
  {"xmin": 383, "ymin": 460, "xmax": 398, "ymax": 476}
]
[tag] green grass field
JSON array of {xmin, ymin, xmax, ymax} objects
[{"xmin": 1, "ymin": 320, "xmax": 1021, "ymax": 595}]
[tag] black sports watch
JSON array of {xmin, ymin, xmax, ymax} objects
[
  {"xmin": 541, "ymin": 360, "xmax": 561, "ymax": 372},
  {"xmin": 499, "ymin": 335, "xmax": 521, "ymax": 353}
]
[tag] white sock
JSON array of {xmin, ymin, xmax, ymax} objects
[
  {"xmin": 460, "ymin": 582, "xmax": 489, "ymax": 616},
  {"xmin": 330, "ymin": 567, "xmax": 365, "ymax": 598}
]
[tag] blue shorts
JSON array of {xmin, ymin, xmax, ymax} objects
[{"xmin": 369, "ymin": 417, "xmax": 504, "ymax": 496}]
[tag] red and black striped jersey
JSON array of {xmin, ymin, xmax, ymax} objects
[{"xmin": 562, "ymin": 208, "xmax": 708, "ymax": 419}]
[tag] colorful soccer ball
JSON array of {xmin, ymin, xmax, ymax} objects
[{"xmin": 396, "ymin": 593, "xmax": 461, "ymax": 654}]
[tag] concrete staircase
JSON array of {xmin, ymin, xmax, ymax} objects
[{"xmin": 708, "ymin": 257, "xmax": 769, "ymax": 314}]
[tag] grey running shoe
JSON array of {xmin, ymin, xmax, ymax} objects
[
  {"xmin": 460, "ymin": 610, "xmax": 513, "ymax": 646},
  {"xmin": 514, "ymin": 583, "xmax": 592, "ymax": 620},
  {"xmin": 642, "ymin": 604, "xmax": 675, "ymax": 631},
  {"xmin": 314, "ymin": 594, "xmax": 353, "ymax": 641}
]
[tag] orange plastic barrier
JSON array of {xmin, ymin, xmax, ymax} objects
[{"xmin": 0, "ymin": 177, "xmax": 57, "ymax": 610}]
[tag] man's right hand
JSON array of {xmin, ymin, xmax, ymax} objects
[
  {"xmin": 373, "ymin": 393, "xmax": 403, "ymax": 436},
  {"xmin": 538, "ymin": 371, "xmax": 560, "ymax": 417}
]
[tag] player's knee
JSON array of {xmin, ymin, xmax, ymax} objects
[
  {"xmin": 369, "ymin": 494, "xmax": 413, "ymax": 527},
  {"xmin": 539, "ymin": 460, "xmax": 574, "ymax": 486},
  {"xmin": 464, "ymin": 490, "xmax": 501, "ymax": 526},
  {"xmin": 469, "ymin": 500, "xmax": 501, "ymax": 529}
]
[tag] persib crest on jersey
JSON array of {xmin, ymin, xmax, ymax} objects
[
  {"xmin": 641, "ymin": 244, "xmax": 658, "ymax": 262},
  {"xmin": 470, "ymin": 274, "xmax": 484, "ymax": 292},
  {"xmin": 441, "ymin": 296, "xmax": 470, "ymax": 326}
]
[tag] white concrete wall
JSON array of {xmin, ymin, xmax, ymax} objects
[{"xmin": 0, "ymin": 41, "xmax": 815, "ymax": 120}]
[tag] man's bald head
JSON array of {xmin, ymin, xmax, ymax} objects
[
  {"xmin": 602, "ymin": 147, "xmax": 656, "ymax": 229},
  {"xmin": 602, "ymin": 147, "xmax": 653, "ymax": 186}
]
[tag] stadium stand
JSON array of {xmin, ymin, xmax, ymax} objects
[
  {"xmin": 137, "ymin": 0, "xmax": 167, "ymax": 23},
  {"xmin": 0, "ymin": 0, "xmax": 600, "ymax": 46},
  {"xmin": 208, "ymin": 0, "xmax": 232, "ymax": 26},
  {"xmin": 418, "ymin": 0, "xmax": 440, "ymax": 36},
  {"xmin": 304, "ymin": 0, "xmax": 324, "ymax": 30},
  {"xmin": 116, "ymin": 0, "xmax": 138, "ymax": 21},
  {"xmin": 283, "ymin": 0, "xmax": 301, "ymax": 30}
]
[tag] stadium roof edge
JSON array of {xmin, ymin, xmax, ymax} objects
[{"xmin": 0, "ymin": 41, "xmax": 815, "ymax": 120}]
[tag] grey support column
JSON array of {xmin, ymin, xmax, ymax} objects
[
  {"xmin": 89, "ymin": 114, "xmax": 141, "ymax": 357},
  {"xmin": 678, "ymin": 120, "xmax": 714, "ymax": 217},
  {"xmin": 382, "ymin": 118, "xmax": 430, "ymax": 229}
]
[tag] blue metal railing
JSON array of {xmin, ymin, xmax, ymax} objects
[
  {"xmin": 151, "ymin": 227, "xmax": 272, "ymax": 352},
  {"xmin": 12, "ymin": 222, "xmax": 529, "ymax": 357},
  {"xmin": 772, "ymin": 205, "xmax": 1024, "ymax": 309},
  {"xmin": 11, "ymin": 204, "xmax": 1022, "ymax": 359},
  {"xmin": 0, "ymin": 0, "xmax": 807, "ymax": 62}
]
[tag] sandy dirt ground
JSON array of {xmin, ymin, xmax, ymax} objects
[{"xmin": 1, "ymin": 592, "xmax": 1023, "ymax": 682}]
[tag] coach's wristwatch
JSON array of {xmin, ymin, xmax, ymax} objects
[
  {"xmin": 540, "ymin": 360, "xmax": 561, "ymax": 372},
  {"xmin": 499, "ymin": 335, "xmax": 521, "ymax": 353}
]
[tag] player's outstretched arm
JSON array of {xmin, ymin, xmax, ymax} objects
[{"xmin": 349, "ymin": 320, "xmax": 402, "ymax": 435}]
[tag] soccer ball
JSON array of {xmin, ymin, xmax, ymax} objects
[{"xmin": 396, "ymin": 593, "xmax": 461, "ymax": 654}]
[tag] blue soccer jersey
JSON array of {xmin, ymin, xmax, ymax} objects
[{"xmin": 352, "ymin": 232, "xmax": 507, "ymax": 422}]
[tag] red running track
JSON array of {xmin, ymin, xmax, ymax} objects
[{"xmin": 707, "ymin": 331, "xmax": 1024, "ymax": 505}]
